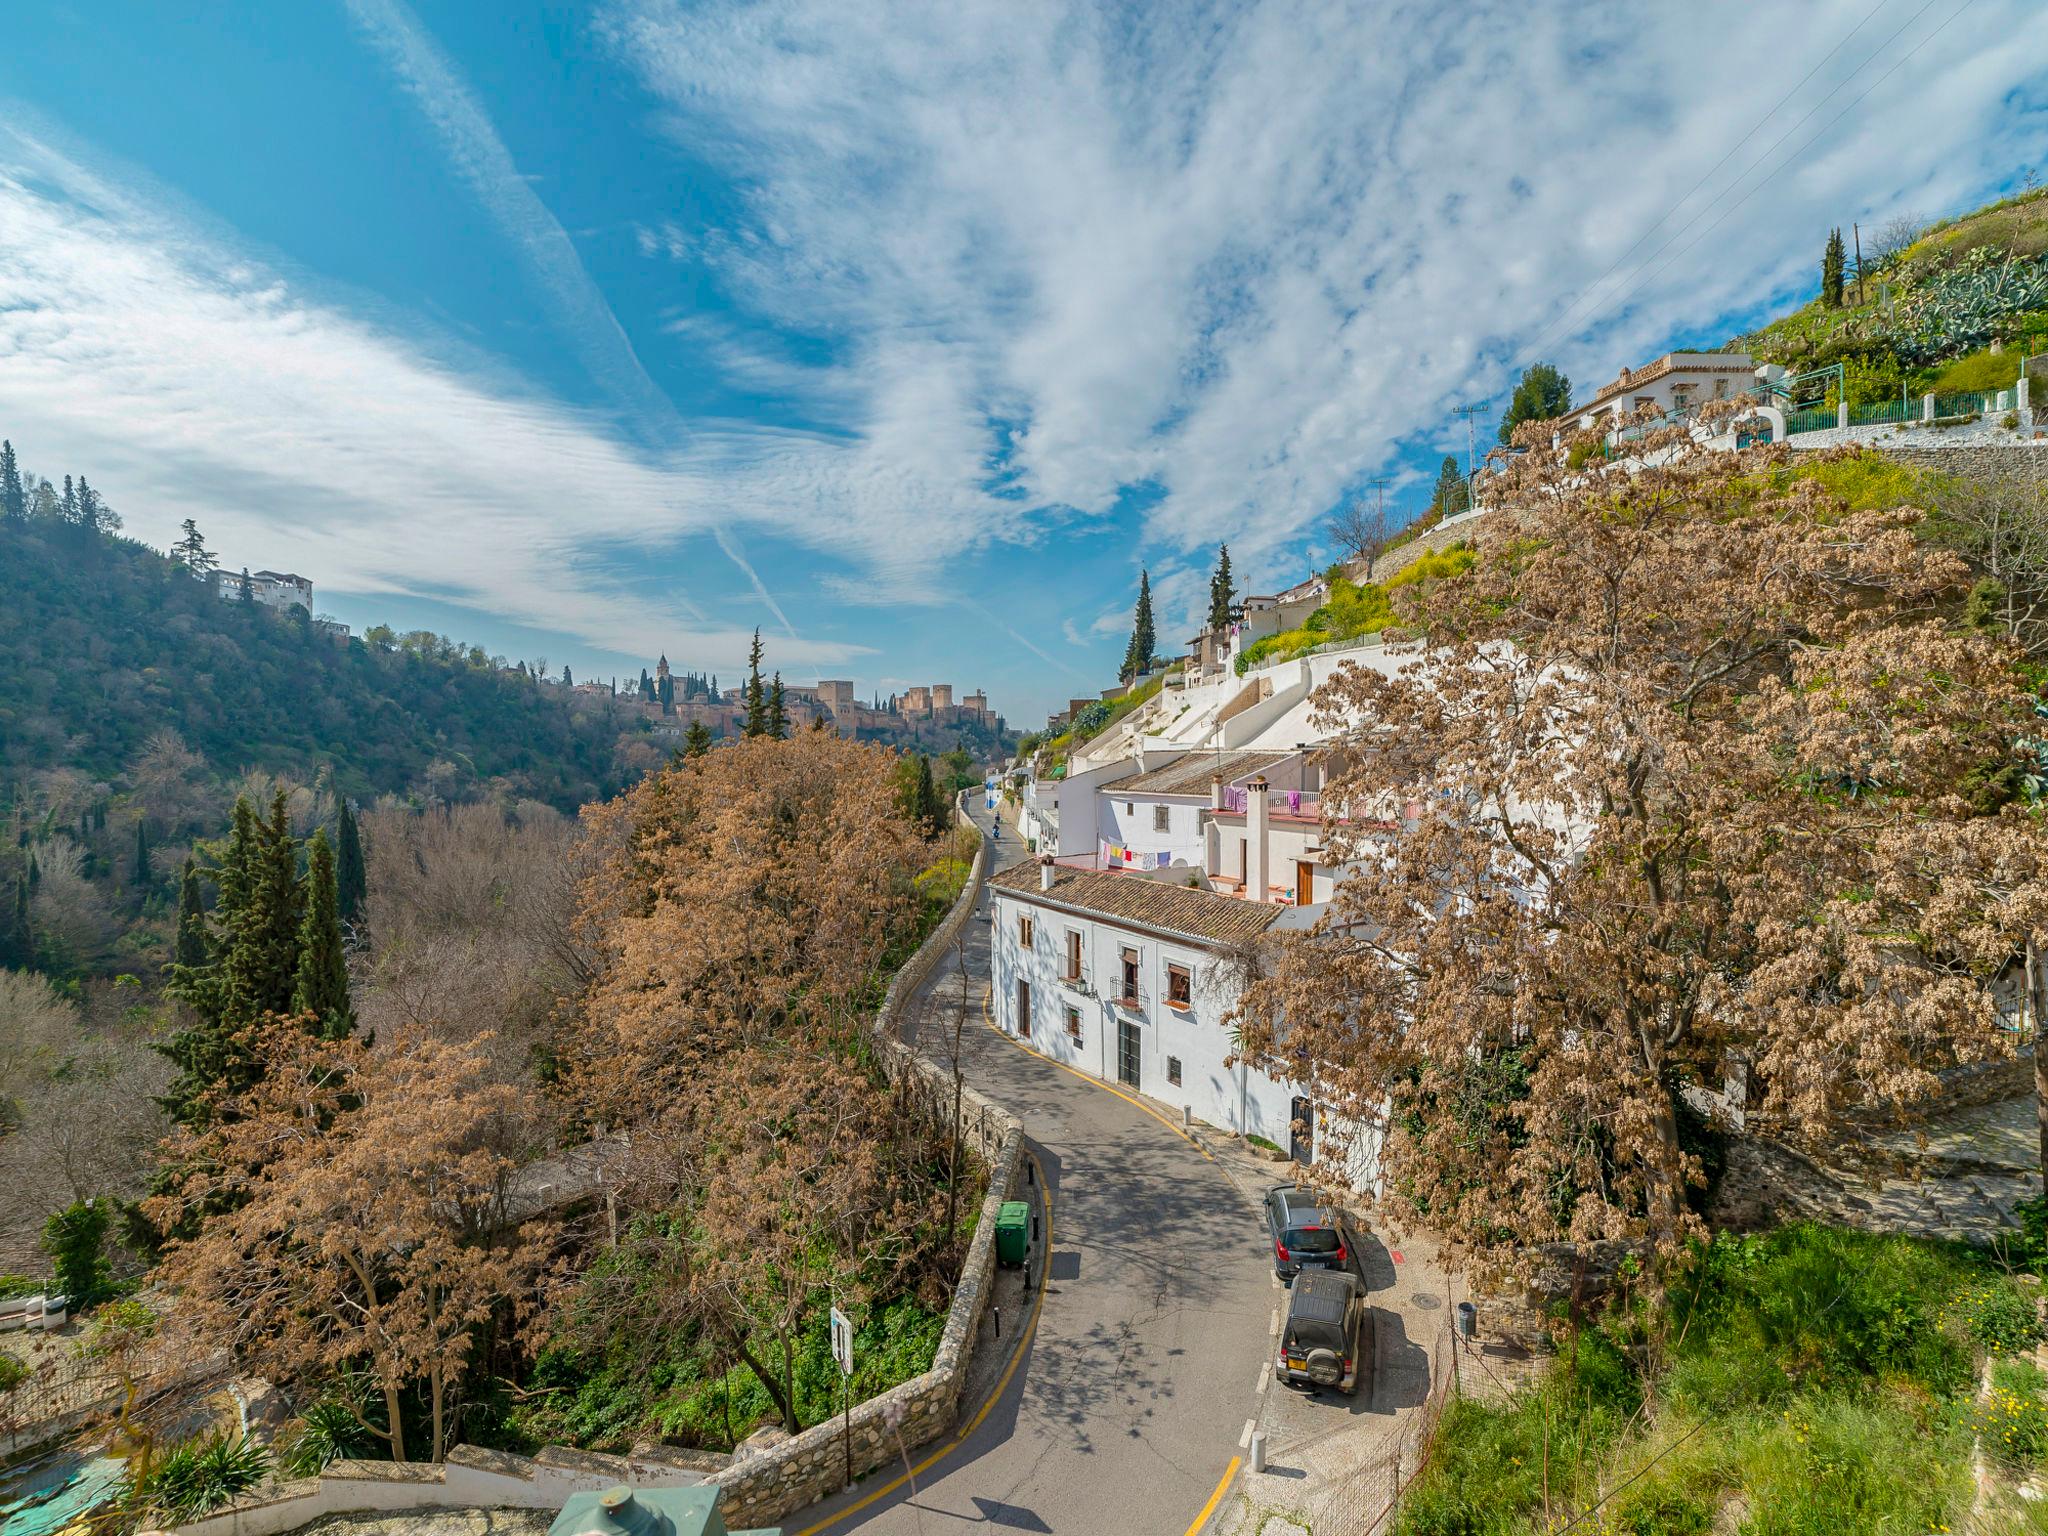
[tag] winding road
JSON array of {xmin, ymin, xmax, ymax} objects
[{"xmin": 788, "ymin": 799, "xmax": 1274, "ymax": 1536}]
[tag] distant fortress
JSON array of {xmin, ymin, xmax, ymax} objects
[{"xmin": 575, "ymin": 658, "xmax": 1004, "ymax": 742}]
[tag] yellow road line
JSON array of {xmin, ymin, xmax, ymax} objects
[
  {"xmin": 980, "ymin": 986, "xmax": 1215, "ymax": 1163},
  {"xmin": 1184, "ymin": 1456, "xmax": 1241, "ymax": 1536},
  {"xmin": 791, "ymin": 1152, "xmax": 1054, "ymax": 1536}
]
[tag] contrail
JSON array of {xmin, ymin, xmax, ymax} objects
[{"xmin": 343, "ymin": 0, "xmax": 790, "ymax": 629}]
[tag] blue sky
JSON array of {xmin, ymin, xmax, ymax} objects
[{"xmin": 2, "ymin": 2, "xmax": 2046, "ymax": 724}]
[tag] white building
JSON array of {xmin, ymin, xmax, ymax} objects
[
  {"xmin": 1094, "ymin": 749, "xmax": 1309, "ymax": 877},
  {"xmin": 214, "ymin": 568, "xmax": 314, "ymax": 613},
  {"xmin": 1570, "ymin": 351, "xmax": 1756, "ymax": 432},
  {"xmin": 990, "ymin": 856, "xmax": 1333, "ymax": 1159}
]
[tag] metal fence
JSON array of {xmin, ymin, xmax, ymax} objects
[
  {"xmin": 1783, "ymin": 407, "xmax": 1835, "ymax": 436},
  {"xmin": 1932, "ymin": 391, "xmax": 1991, "ymax": 419},
  {"xmin": 1847, "ymin": 396, "xmax": 1915, "ymax": 427}
]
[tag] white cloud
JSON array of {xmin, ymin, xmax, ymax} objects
[
  {"xmin": 607, "ymin": 0, "xmax": 2048, "ymax": 584},
  {"xmin": 0, "ymin": 127, "xmax": 865, "ymax": 674}
]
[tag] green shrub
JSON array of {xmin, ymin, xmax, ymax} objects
[
  {"xmin": 1931, "ymin": 347, "xmax": 2022, "ymax": 394},
  {"xmin": 0, "ymin": 1273, "xmax": 43, "ymax": 1299},
  {"xmin": 41, "ymin": 1198, "xmax": 111, "ymax": 1308},
  {"xmin": 0, "ymin": 1350, "xmax": 27, "ymax": 1392},
  {"xmin": 136, "ymin": 1432, "xmax": 271, "ymax": 1522},
  {"xmin": 1982, "ymin": 1357, "xmax": 2048, "ymax": 1468},
  {"xmin": 1734, "ymin": 1392, "xmax": 1969, "ymax": 1535}
]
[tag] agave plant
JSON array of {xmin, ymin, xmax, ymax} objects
[
  {"xmin": 276, "ymin": 1384, "xmax": 381, "ymax": 1476},
  {"xmin": 1894, "ymin": 247, "xmax": 2048, "ymax": 364},
  {"xmin": 134, "ymin": 1431, "xmax": 271, "ymax": 1522}
]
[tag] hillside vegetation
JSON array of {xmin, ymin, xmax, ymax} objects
[
  {"xmin": 1399, "ymin": 1226, "xmax": 2046, "ymax": 1536},
  {"xmin": 1736, "ymin": 185, "xmax": 2048, "ymax": 406}
]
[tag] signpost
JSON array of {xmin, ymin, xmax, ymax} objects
[{"xmin": 831, "ymin": 1305, "xmax": 855, "ymax": 1488}]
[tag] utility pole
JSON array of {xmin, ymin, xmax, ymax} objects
[
  {"xmin": 1853, "ymin": 222, "xmax": 1864, "ymax": 307},
  {"xmin": 1451, "ymin": 401, "xmax": 1489, "ymax": 481},
  {"xmin": 1366, "ymin": 476, "xmax": 1392, "ymax": 522}
]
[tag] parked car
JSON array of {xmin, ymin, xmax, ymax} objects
[
  {"xmin": 1264, "ymin": 1183, "xmax": 1355, "ymax": 1280},
  {"xmin": 1276, "ymin": 1267, "xmax": 1372, "ymax": 1396}
]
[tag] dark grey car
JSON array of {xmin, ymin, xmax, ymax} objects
[
  {"xmin": 1277, "ymin": 1266, "xmax": 1373, "ymax": 1396},
  {"xmin": 1264, "ymin": 1183, "xmax": 1354, "ymax": 1280}
]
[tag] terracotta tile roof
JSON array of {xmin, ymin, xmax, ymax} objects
[
  {"xmin": 990, "ymin": 861, "xmax": 1286, "ymax": 947},
  {"xmin": 1118, "ymin": 750, "xmax": 1295, "ymax": 797}
]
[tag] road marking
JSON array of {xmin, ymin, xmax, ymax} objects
[
  {"xmin": 1185, "ymin": 1458, "xmax": 1241, "ymax": 1536},
  {"xmin": 980, "ymin": 986, "xmax": 1215, "ymax": 1162},
  {"xmin": 1257, "ymin": 1362, "xmax": 1271, "ymax": 1394},
  {"xmin": 791, "ymin": 1150, "xmax": 1054, "ymax": 1536},
  {"xmin": 1239, "ymin": 1418, "xmax": 1256, "ymax": 1448},
  {"xmin": 1269, "ymin": 1308, "xmax": 1279, "ymax": 1336}
]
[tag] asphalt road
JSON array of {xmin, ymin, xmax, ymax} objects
[{"xmin": 789, "ymin": 799, "xmax": 1273, "ymax": 1536}]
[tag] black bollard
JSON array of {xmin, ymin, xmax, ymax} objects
[{"xmin": 991, "ymin": 1305, "xmax": 1001, "ymax": 1340}]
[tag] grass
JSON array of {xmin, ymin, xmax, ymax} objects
[
  {"xmin": 1235, "ymin": 547, "xmax": 1474, "ymax": 676},
  {"xmin": 1395, "ymin": 1224, "xmax": 2041, "ymax": 1536}
]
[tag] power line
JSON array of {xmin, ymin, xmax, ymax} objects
[
  {"xmin": 1507, "ymin": 0, "xmax": 1900, "ymax": 378},
  {"xmin": 1585, "ymin": 0, "xmax": 1973, "ymax": 341}
]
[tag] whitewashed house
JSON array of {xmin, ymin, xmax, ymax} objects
[
  {"xmin": 990, "ymin": 856, "xmax": 1336, "ymax": 1157},
  {"xmin": 1094, "ymin": 749, "xmax": 1309, "ymax": 877}
]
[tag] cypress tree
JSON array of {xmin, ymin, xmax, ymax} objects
[
  {"xmin": 915, "ymin": 754, "xmax": 942, "ymax": 835},
  {"xmin": 174, "ymin": 857, "xmax": 208, "ymax": 971},
  {"xmin": 0, "ymin": 440, "xmax": 24, "ymax": 524},
  {"xmin": 132, "ymin": 819, "xmax": 150, "ymax": 898},
  {"xmin": 291, "ymin": 829, "xmax": 353, "ymax": 1040},
  {"xmin": 220, "ymin": 790, "xmax": 303, "ymax": 1025},
  {"xmin": 683, "ymin": 720, "xmax": 713, "ymax": 759},
  {"xmin": 335, "ymin": 800, "xmax": 368, "ymax": 926},
  {"xmin": 1122, "ymin": 571, "xmax": 1156, "ymax": 681},
  {"xmin": 2, "ymin": 872, "xmax": 28, "ymax": 968},
  {"xmin": 769, "ymin": 673, "xmax": 788, "ymax": 739},
  {"xmin": 1822, "ymin": 227, "xmax": 1847, "ymax": 307},
  {"xmin": 1208, "ymin": 546, "xmax": 1234, "ymax": 633},
  {"xmin": 744, "ymin": 629, "xmax": 768, "ymax": 737}
]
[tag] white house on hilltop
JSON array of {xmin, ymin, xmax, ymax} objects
[{"xmin": 213, "ymin": 568, "xmax": 314, "ymax": 613}]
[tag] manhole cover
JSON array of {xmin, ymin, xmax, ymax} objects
[{"xmin": 1412, "ymin": 1292, "xmax": 1441, "ymax": 1310}]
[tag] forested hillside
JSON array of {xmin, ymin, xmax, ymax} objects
[{"xmin": 0, "ymin": 515, "xmax": 625, "ymax": 812}]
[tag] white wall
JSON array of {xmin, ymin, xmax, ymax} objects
[
  {"xmin": 1096, "ymin": 794, "xmax": 1209, "ymax": 871},
  {"xmin": 989, "ymin": 891, "xmax": 1297, "ymax": 1147}
]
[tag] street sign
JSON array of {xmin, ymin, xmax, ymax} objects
[{"xmin": 830, "ymin": 1305, "xmax": 854, "ymax": 1377}]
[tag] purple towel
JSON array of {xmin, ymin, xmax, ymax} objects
[{"xmin": 1287, "ymin": 790, "xmax": 1302, "ymax": 814}]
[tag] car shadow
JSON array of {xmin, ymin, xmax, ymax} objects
[
  {"xmin": 1352, "ymin": 1229, "xmax": 1398, "ymax": 1293},
  {"xmin": 1368, "ymin": 1308, "xmax": 1432, "ymax": 1413}
]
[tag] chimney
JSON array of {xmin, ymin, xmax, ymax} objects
[
  {"xmin": 1211, "ymin": 774, "xmax": 1226, "ymax": 812},
  {"xmin": 1247, "ymin": 775, "xmax": 1270, "ymax": 903},
  {"xmin": 1134, "ymin": 746, "xmax": 1150, "ymax": 775},
  {"xmin": 1039, "ymin": 854, "xmax": 1056, "ymax": 893}
]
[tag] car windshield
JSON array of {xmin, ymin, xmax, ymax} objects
[{"xmin": 1285, "ymin": 1225, "xmax": 1340, "ymax": 1254}]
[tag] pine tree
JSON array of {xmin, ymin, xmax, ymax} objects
[
  {"xmin": 562, "ymin": 665, "xmax": 573, "ymax": 687},
  {"xmin": 60, "ymin": 475, "xmax": 77, "ymax": 526},
  {"xmin": 0, "ymin": 441, "xmax": 24, "ymax": 524},
  {"xmin": 174, "ymin": 857, "xmax": 208, "ymax": 971},
  {"xmin": 171, "ymin": 518, "xmax": 216, "ymax": 577},
  {"xmin": 769, "ymin": 672, "xmax": 788, "ymax": 739},
  {"xmin": 161, "ymin": 798, "xmax": 263, "ymax": 1127},
  {"xmin": 1822, "ymin": 227, "xmax": 1847, "ymax": 308},
  {"xmin": 1122, "ymin": 571, "xmax": 1156, "ymax": 681},
  {"xmin": 1498, "ymin": 362, "xmax": 1573, "ymax": 445},
  {"xmin": 238, "ymin": 567, "xmax": 255, "ymax": 606},
  {"xmin": 682, "ymin": 720, "xmax": 713, "ymax": 758},
  {"xmin": 1208, "ymin": 546, "xmax": 1234, "ymax": 633},
  {"xmin": 291, "ymin": 829, "xmax": 353, "ymax": 1040},
  {"xmin": 744, "ymin": 629, "xmax": 768, "ymax": 737},
  {"xmin": 1428, "ymin": 456, "xmax": 1470, "ymax": 520},
  {"xmin": 335, "ymin": 800, "xmax": 368, "ymax": 926}
]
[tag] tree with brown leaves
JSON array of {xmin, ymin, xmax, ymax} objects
[
  {"xmin": 148, "ymin": 1021, "xmax": 551, "ymax": 1461},
  {"xmin": 1234, "ymin": 439, "xmax": 2029, "ymax": 1272}
]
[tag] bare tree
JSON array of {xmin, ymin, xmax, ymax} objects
[
  {"xmin": 1866, "ymin": 213, "xmax": 1923, "ymax": 270},
  {"xmin": 1325, "ymin": 499, "xmax": 1394, "ymax": 581},
  {"xmin": 1934, "ymin": 465, "xmax": 2048, "ymax": 658}
]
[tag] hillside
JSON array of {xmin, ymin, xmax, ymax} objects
[
  {"xmin": 1735, "ymin": 184, "xmax": 2048, "ymax": 405},
  {"xmin": 0, "ymin": 519, "xmax": 629, "ymax": 813}
]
